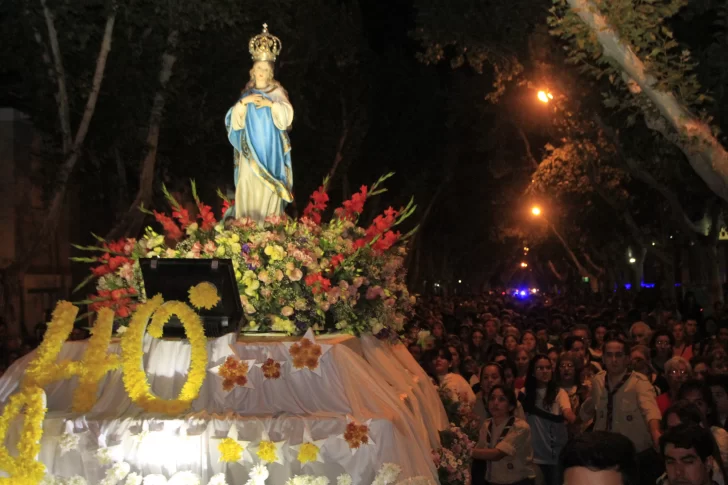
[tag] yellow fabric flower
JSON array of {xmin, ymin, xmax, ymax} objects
[
  {"xmin": 257, "ymin": 441, "xmax": 277, "ymax": 463},
  {"xmin": 218, "ymin": 438, "xmax": 243, "ymax": 462},
  {"xmin": 264, "ymin": 244, "xmax": 287, "ymax": 261},
  {"xmin": 188, "ymin": 282, "xmax": 221, "ymax": 310},
  {"xmin": 297, "ymin": 442, "xmax": 320, "ymax": 465}
]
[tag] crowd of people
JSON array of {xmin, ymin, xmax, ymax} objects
[{"xmin": 409, "ymin": 290, "xmax": 728, "ymax": 485}]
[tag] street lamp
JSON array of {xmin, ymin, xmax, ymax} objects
[
  {"xmin": 629, "ymin": 257, "xmax": 636, "ymax": 264},
  {"xmin": 531, "ymin": 206, "xmax": 541, "ymax": 216},
  {"xmin": 537, "ymin": 90, "xmax": 554, "ymax": 104},
  {"xmin": 520, "ymin": 262, "xmax": 528, "ymax": 268}
]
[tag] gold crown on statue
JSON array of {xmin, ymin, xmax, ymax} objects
[{"xmin": 249, "ymin": 23, "xmax": 282, "ymax": 62}]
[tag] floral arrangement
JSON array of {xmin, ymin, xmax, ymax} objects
[
  {"xmin": 72, "ymin": 176, "xmax": 417, "ymax": 338},
  {"xmin": 289, "ymin": 338, "xmax": 322, "ymax": 371},
  {"xmin": 120, "ymin": 297, "xmax": 208, "ymax": 414},
  {"xmin": 260, "ymin": 358, "xmax": 281, "ymax": 379},
  {"xmin": 296, "ymin": 442, "xmax": 321, "ymax": 465},
  {"xmin": 431, "ymin": 387, "xmax": 477, "ymax": 485},
  {"xmin": 343, "ymin": 421, "xmax": 369, "ymax": 449},
  {"xmin": 256, "ymin": 441, "xmax": 278, "ymax": 463},
  {"xmin": 217, "ymin": 438, "xmax": 244, "ymax": 462},
  {"xmin": 217, "ymin": 356, "xmax": 250, "ymax": 391}
]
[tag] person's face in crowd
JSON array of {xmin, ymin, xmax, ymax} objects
[
  {"xmin": 521, "ymin": 332, "xmax": 537, "ymax": 354},
  {"xmin": 484, "ymin": 320, "xmax": 498, "ymax": 340},
  {"xmin": 693, "ymin": 362, "xmax": 709, "ymax": 381},
  {"xmin": 408, "ymin": 344, "xmax": 421, "ymax": 362},
  {"xmin": 432, "ymin": 323, "xmax": 445, "ymax": 339},
  {"xmin": 548, "ymin": 350, "xmax": 559, "ymax": 371},
  {"xmin": 481, "ymin": 364, "xmax": 503, "ymax": 395},
  {"xmin": 604, "ymin": 341, "xmax": 628, "ymax": 375},
  {"xmin": 686, "ymin": 319, "xmax": 698, "ymax": 339},
  {"xmin": 536, "ymin": 329, "xmax": 548, "ymax": 344},
  {"xmin": 503, "ymin": 367, "xmax": 515, "ymax": 389},
  {"xmin": 516, "ymin": 350, "xmax": 530, "ymax": 375},
  {"xmin": 655, "ymin": 335, "xmax": 673, "ymax": 357},
  {"xmin": 673, "ymin": 323, "xmax": 686, "ymax": 344},
  {"xmin": 408, "ymin": 327, "xmax": 419, "ymax": 340},
  {"xmin": 664, "ymin": 443, "xmax": 713, "ymax": 485},
  {"xmin": 463, "ymin": 357, "xmax": 479, "ymax": 377},
  {"xmin": 563, "ymin": 467, "xmax": 625, "ymax": 485},
  {"xmin": 667, "ymin": 362, "xmax": 690, "ymax": 393},
  {"xmin": 571, "ymin": 339, "xmax": 587, "ymax": 362},
  {"xmin": 665, "ymin": 411, "xmax": 683, "ymax": 429},
  {"xmin": 534, "ymin": 357, "xmax": 553, "ymax": 385},
  {"xmin": 572, "ymin": 329, "xmax": 590, "ymax": 347},
  {"xmin": 631, "ymin": 326, "xmax": 650, "ymax": 346},
  {"xmin": 630, "ymin": 349, "xmax": 651, "ymax": 375},
  {"xmin": 712, "ymin": 356, "xmax": 728, "ymax": 376},
  {"xmin": 472, "ymin": 330, "xmax": 484, "ymax": 348},
  {"xmin": 559, "ymin": 358, "xmax": 576, "ymax": 383},
  {"xmin": 683, "ymin": 389, "xmax": 709, "ymax": 419},
  {"xmin": 505, "ymin": 326, "xmax": 520, "ymax": 340},
  {"xmin": 494, "ymin": 354, "xmax": 507, "ymax": 365},
  {"xmin": 581, "ymin": 366, "xmax": 595, "ymax": 384},
  {"xmin": 594, "ymin": 325, "xmax": 607, "ymax": 347},
  {"xmin": 448, "ymin": 346, "xmax": 460, "ymax": 369},
  {"xmin": 504, "ymin": 335, "xmax": 518, "ymax": 353},
  {"xmin": 433, "ymin": 351, "xmax": 451, "ymax": 376},
  {"xmin": 488, "ymin": 388, "xmax": 514, "ymax": 419},
  {"xmin": 710, "ymin": 385, "xmax": 728, "ymax": 417},
  {"xmin": 718, "ymin": 327, "xmax": 728, "ymax": 346}
]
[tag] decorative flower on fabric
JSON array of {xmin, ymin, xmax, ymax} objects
[
  {"xmin": 219, "ymin": 437, "xmax": 244, "ymax": 462},
  {"xmin": 254, "ymin": 429, "xmax": 286, "ymax": 465},
  {"xmin": 209, "ymin": 345, "xmax": 257, "ymax": 391},
  {"xmin": 66, "ymin": 477, "xmax": 88, "ymax": 485},
  {"xmin": 188, "ymin": 282, "xmax": 221, "ymax": 310},
  {"xmin": 261, "ymin": 358, "xmax": 282, "ymax": 379},
  {"xmin": 372, "ymin": 463, "xmax": 402, "ymax": 485},
  {"xmin": 124, "ymin": 473, "xmax": 143, "ymax": 485},
  {"xmin": 336, "ymin": 475, "xmax": 352, "ymax": 485},
  {"xmin": 283, "ymin": 328, "xmax": 332, "ymax": 376},
  {"xmin": 206, "ymin": 474, "xmax": 228, "ymax": 485},
  {"xmin": 58, "ymin": 429, "xmax": 80, "ymax": 455},
  {"xmin": 216, "ymin": 425, "xmax": 253, "ymax": 464},
  {"xmin": 245, "ymin": 464, "xmax": 269, "ymax": 485},
  {"xmin": 290, "ymin": 426, "xmax": 326, "ymax": 466},
  {"xmin": 338, "ymin": 417, "xmax": 374, "ymax": 454},
  {"xmin": 99, "ymin": 462, "xmax": 131, "ymax": 485},
  {"xmin": 96, "ymin": 447, "xmax": 114, "ymax": 465}
]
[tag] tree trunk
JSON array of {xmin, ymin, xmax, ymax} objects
[
  {"xmin": 566, "ymin": 0, "xmax": 728, "ymax": 203},
  {"xmin": 106, "ymin": 30, "xmax": 179, "ymax": 240}
]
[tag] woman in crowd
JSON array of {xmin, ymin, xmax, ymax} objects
[
  {"xmin": 473, "ymin": 385, "xmax": 536, "ymax": 485},
  {"xmin": 556, "ymin": 352, "xmax": 583, "ymax": 416},
  {"xmin": 521, "ymin": 330, "xmax": 538, "ymax": 358},
  {"xmin": 589, "ymin": 322, "xmax": 608, "ymax": 363},
  {"xmin": 709, "ymin": 374, "xmax": 728, "ymax": 429},
  {"xmin": 692, "ymin": 355, "xmax": 712, "ymax": 381},
  {"xmin": 630, "ymin": 344, "xmax": 668, "ymax": 395},
  {"xmin": 447, "ymin": 343, "xmax": 464, "ymax": 376},
  {"xmin": 470, "ymin": 328, "xmax": 488, "ymax": 365},
  {"xmin": 650, "ymin": 329, "xmax": 674, "ymax": 375},
  {"xmin": 656, "ymin": 356, "xmax": 692, "ymax": 414},
  {"xmin": 424, "ymin": 346, "xmax": 476, "ymax": 406},
  {"xmin": 514, "ymin": 346, "xmax": 531, "ymax": 390},
  {"xmin": 503, "ymin": 335, "xmax": 519, "ymax": 359},
  {"xmin": 673, "ymin": 321, "xmax": 694, "ymax": 361},
  {"xmin": 521, "ymin": 354, "xmax": 576, "ymax": 485}
]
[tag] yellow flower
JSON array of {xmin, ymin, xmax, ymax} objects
[
  {"xmin": 242, "ymin": 270, "xmax": 258, "ymax": 287},
  {"xmin": 257, "ymin": 441, "xmax": 277, "ymax": 463},
  {"xmin": 271, "ymin": 316, "xmax": 296, "ymax": 334},
  {"xmin": 258, "ymin": 271, "xmax": 271, "ymax": 284},
  {"xmin": 231, "ymin": 234, "xmax": 240, "ymax": 243},
  {"xmin": 281, "ymin": 306, "xmax": 294, "ymax": 317},
  {"xmin": 264, "ymin": 244, "xmax": 287, "ymax": 261},
  {"xmin": 245, "ymin": 280, "xmax": 260, "ymax": 297},
  {"xmin": 188, "ymin": 282, "xmax": 221, "ymax": 310},
  {"xmin": 297, "ymin": 442, "xmax": 320, "ymax": 465},
  {"xmin": 218, "ymin": 438, "xmax": 243, "ymax": 462},
  {"xmin": 215, "ymin": 246, "xmax": 226, "ymax": 257}
]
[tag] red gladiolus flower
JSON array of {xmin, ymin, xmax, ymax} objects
[
  {"xmin": 91, "ymin": 265, "xmax": 112, "ymax": 277},
  {"xmin": 335, "ymin": 185, "xmax": 368, "ymax": 220},
  {"xmin": 372, "ymin": 230, "xmax": 401, "ymax": 255},
  {"xmin": 172, "ymin": 207, "xmax": 192, "ymax": 229},
  {"xmin": 330, "ymin": 253, "xmax": 345, "ymax": 269},
  {"xmin": 154, "ymin": 211, "xmax": 183, "ymax": 241},
  {"xmin": 197, "ymin": 203, "xmax": 217, "ymax": 231},
  {"xmin": 304, "ymin": 272, "xmax": 332, "ymax": 295},
  {"xmin": 303, "ymin": 185, "xmax": 329, "ymax": 224},
  {"xmin": 221, "ymin": 199, "xmax": 235, "ymax": 218}
]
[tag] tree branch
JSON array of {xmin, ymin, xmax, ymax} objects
[
  {"xmin": 516, "ymin": 126, "xmax": 538, "ymax": 169},
  {"xmin": 547, "ymin": 260, "xmax": 565, "ymax": 282},
  {"xmin": 566, "ymin": 0, "xmax": 728, "ymax": 203},
  {"xmin": 324, "ymin": 94, "xmax": 349, "ymax": 188}
]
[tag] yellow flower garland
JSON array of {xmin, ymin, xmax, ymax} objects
[
  {"xmin": 0, "ymin": 386, "xmax": 47, "ymax": 485},
  {"xmin": 121, "ymin": 295, "xmax": 208, "ymax": 415},
  {"xmin": 256, "ymin": 441, "xmax": 278, "ymax": 463},
  {"xmin": 218, "ymin": 438, "xmax": 243, "ymax": 462},
  {"xmin": 188, "ymin": 282, "xmax": 221, "ymax": 310},
  {"xmin": 23, "ymin": 302, "xmax": 78, "ymax": 389},
  {"xmin": 72, "ymin": 308, "xmax": 121, "ymax": 413},
  {"xmin": 297, "ymin": 442, "xmax": 320, "ymax": 465}
]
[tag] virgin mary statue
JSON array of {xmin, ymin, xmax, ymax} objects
[{"xmin": 225, "ymin": 24, "xmax": 293, "ymax": 223}]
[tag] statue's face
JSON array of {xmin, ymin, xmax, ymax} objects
[{"xmin": 252, "ymin": 62, "xmax": 273, "ymax": 86}]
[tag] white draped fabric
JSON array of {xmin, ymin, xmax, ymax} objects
[{"xmin": 0, "ymin": 334, "xmax": 444, "ymax": 485}]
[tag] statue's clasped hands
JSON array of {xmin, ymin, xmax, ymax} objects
[{"xmin": 241, "ymin": 94, "xmax": 273, "ymax": 109}]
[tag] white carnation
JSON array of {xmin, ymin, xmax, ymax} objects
[
  {"xmin": 100, "ymin": 462, "xmax": 131, "ymax": 485},
  {"xmin": 124, "ymin": 474, "xmax": 143, "ymax": 485},
  {"xmin": 168, "ymin": 472, "xmax": 200, "ymax": 485},
  {"xmin": 143, "ymin": 475, "xmax": 168, "ymax": 485},
  {"xmin": 66, "ymin": 477, "xmax": 88, "ymax": 485},
  {"xmin": 313, "ymin": 477, "xmax": 329, "ymax": 485},
  {"xmin": 96, "ymin": 447, "xmax": 114, "ymax": 465},
  {"xmin": 379, "ymin": 463, "xmax": 402, "ymax": 484},
  {"xmin": 336, "ymin": 475, "xmax": 352, "ymax": 485},
  {"xmin": 206, "ymin": 474, "xmax": 228, "ymax": 485},
  {"xmin": 59, "ymin": 432, "xmax": 81, "ymax": 455}
]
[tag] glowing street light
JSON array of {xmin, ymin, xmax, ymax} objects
[
  {"xmin": 531, "ymin": 206, "xmax": 541, "ymax": 216},
  {"xmin": 537, "ymin": 90, "xmax": 554, "ymax": 103},
  {"xmin": 629, "ymin": 257, "xmax": 637, "ymax": 264},
  {"xmin": 520, "ymin": 262, "xmax": 528, "ymax": 268}
]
